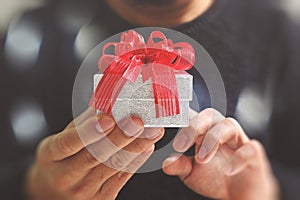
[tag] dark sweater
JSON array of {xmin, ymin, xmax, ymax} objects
[{"xmin": 0, "ymin": 0, "xmax": 300, "ymax": 199}]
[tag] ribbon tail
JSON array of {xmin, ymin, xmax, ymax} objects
[
  {"xmin": 149, "ymin": 64, "xmax": 180, "ymax": 118},
  {"xmin": 89, "ymin": 60, "xmax": 128, "ymax": 114}
]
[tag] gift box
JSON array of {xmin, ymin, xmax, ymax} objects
[
  {"xmin": 94, "ymin": 72, "xmax": 193, "ymax": 127},
  {"xmin": 89, "ymin": 29, "xmax": 196, "ymax": 127}
]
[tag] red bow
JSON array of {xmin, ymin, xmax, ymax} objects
[{"xmin": 89, "ymin": 30, "xmax": 195, "ymax": 118}]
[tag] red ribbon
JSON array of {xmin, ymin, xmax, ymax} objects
[{"xmin": 89, "ymin": 30, "xmax": 195, "ymax": 118}]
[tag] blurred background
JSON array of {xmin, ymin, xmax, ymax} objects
[
  {"xmin": 0, "ymin": 0, "xmax": 299, "ymax": 166},
  {"xmin": 0, "ymin": 0, "xmax": 299, "ymax": 157},
  {"xmin": 0, "ymin": 0, "xmax": 299, "ymax": 199},
  {"xmin": 0, "ymin": 0, "xmax": 46, "ymax": 36},
  {"xmin": 0, "ymin": 0, "xmax": 299, "ymax": 37},
  {"xmin": 1, "ymin": 0, "xmax": 300, "ymax": 39},
  {"xmin": 0, "ymin": 0, "xmax": 300, "ymax": 145}
]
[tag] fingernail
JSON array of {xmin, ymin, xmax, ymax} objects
[
  {"xmin": 163, "ymin": 156, "xmax": 178, "ymax": 166},
  {"xmin": 198, "ymin": 146, "xmax": 207, "ymax": 159},
  {"xmin": 120, "ymin": 117, "xmax": 143, "ymax": 137},
  {"xmin": 173, "ymin": 133, "xmax": 189, "ymax": 151},
  {"xmin": 144, "ymin": 128, "xmax": 162, "ymax": 139},
  {"xmin": 144, "ymin": 145, "xmax": 155, "ymax": 153},
  {"xmin": 95, "ymin": 117, "xmax": 115, "ymax": 133}
]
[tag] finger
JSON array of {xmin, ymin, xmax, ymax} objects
[
  {"xmin": 173, "ymin": 108, "xmax": 224, "ymax": 152},
  {"xmin": 62, "ymin": 117, "xmax": 144, "ymax": 171},
  {"xmin": 162, "ymin": 154, "xmax": 193, "ymax": 181},
  {"xmin": 195, "ymin": 117, "xmax": 249, "ymax": 164},
  {"xmin": 71, "ymin": 162, "xmax": 119, "ymax": 199},
  {"xmin": 221, "ymin": 118, "xmax": 249, "ymax": 148},
  {"xmin": 65, "ymin": 107, "xmax": 96, "ymax": 129},
  {"xmin": 223, "ymin": 140, "xmax": 265, "ymax": 176},
  {"xmin": 122, "ymin": 145, "xmax": 154, "ymax": 173},
  {"xmin": 63, "ymin": 127, "xmax": 162, "ymax": 177},
  {"xmin": 85, "ymin": 116, "xmax": 144, "ymax": 165},
  {"xmin": 38, "ymin": 114, "xmax": 116, "ymax": 162},
  {"xmin": 105, "ymin": 128, "xmax": 164, "ymax": 171},
  {"xmin": 72, "ymin": 129, "xmax": 163, "ymax": 193},
  {"xmin": 94, "ymin": 146, "xmax": 154, "ymax": 200},
  {"xmin": 95, "ymin": 172, "xmax": 134, "ymax": 200},
  {"xmin": 72, "ymin": 134, "xmax": 161, "ymax": 197},
  {"xmin": 121, "ymin": 127, "xmax": 164, "ymax": 154},
  {"xmin": 143, "ymin": 127, "xmax": 164, "ymax": 139}
]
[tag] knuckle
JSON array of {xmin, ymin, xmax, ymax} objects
[
  {"xmin": 225, "ymin": 117, "xmax": 240, "ymax": 129},
  {"xmin": 117, "ymin": 171, "xmax": 130, "ymax": 181},
  {"xmin": 202, "ymin": 108, "xmax": 216, "ymax": 115},
  {"xmin": 249, "ymin": 139, "xmax": 264, "ymax": 154},
  {"xmin": 199, "ymin": 108, "xmax": 215, "ymax": 122},
  {"xmin": 225, "ymin": 117, "xmax": 238, "ymax": 123},
  {"xmin": 224, "ymin": 117, "xmax": 246, "ymax": 138},
  {"xmin": 83, "ymin": 149, "xmax": 100, "ymax": 167},
  {"xmin": 97, "ymin": 166, "xmax": 106, "ymax": 181},
  {"xmin": 124, "ymin": 140, "xmax": 146, "ymax": 153},
  {"xmin": 87, "ymin": 144, "xmax": 108, "ymax": 163},
  {"xmin": 56, "ymin": 133, "xmax": 75, "ymax": 155},
  {"xmin": 236, "ymin": 147, "xmax": 251, "ymax": 161},
  {"xmin": 106, "ymin": 151, "xmax": 131, "ymax": 170},
  {"xmin": 201, "ymin": 108, "xmax": 222, "ymax": 119},
  {"xmin": 223, "ymin": 118, "xmax": 237, "ymax": 132},
  {"xmin": 224, "ymin": 117, "xmax": 236, "ymax": 127},
  {"xmin": 237, "ymin": 140, "xmax": 263, "ymax": 161},
  {"xmin": 235, "ymin": 151, "xmax": 247, "ymax": 162},
  {"xmin": 197, "ymin": 108, "xmax": 224, "ymax": 134},
  {"xmin": 132, "ymin": 141, "xmax": 146, "ymax": 153},
  {"xmin": 128, "ymin": 156, "xmax": 146, "ymax": 171}
]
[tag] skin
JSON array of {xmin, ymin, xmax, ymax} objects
[
  {"xmin": 26, "ymin": 0, "xmax": 279, "ymax": 199},
  {"xmin": 105, "ymin": 0, "xmax": 214, "ymax": 27},
  {"xmin": 163, "ymin": 108, "xmax": 279, "ymax": 200},
  {"xmin": 26, "ymin": 109, "xmax": 165, "ymax": 200}
]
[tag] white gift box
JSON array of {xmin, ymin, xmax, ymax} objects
[{"xmin": 94, "ymin": 73, "xmax": 193, "ymax": 127}]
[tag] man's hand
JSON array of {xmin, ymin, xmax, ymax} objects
[
  {"xmin": 25, "ymin": 109, "xmax": 164, "ymax": 200},
  {"xmin": 163, "ymin": 108, "xmax": 279, "ymax": 200}
]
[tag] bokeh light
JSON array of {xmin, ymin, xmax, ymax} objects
[
  {"xmin": 10, "ymin": 99, "xmax": 47, "ymax": 145},
  {"xmin": 235, "ymin": 87, "xmax": 272, "ymax": 134},
  {"xmin": 4, "ymin": 17, "xmax": 42, "ymax": 69}
]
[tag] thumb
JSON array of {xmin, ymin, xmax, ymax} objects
[{"xmin": 162, "ymin": 154, "xmax": 193, "ymax": 180}]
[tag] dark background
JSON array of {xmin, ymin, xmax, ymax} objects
[{"xmin": 1, "ymin": 0, "xmax": 300, "ymax": 199}]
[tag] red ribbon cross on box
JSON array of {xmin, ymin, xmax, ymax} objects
[{"xmin": 89, "ymin": 30, "xmax": 195, "ymax": 118}]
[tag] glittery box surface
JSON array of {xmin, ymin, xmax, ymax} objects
[{"xmin": 94, "ymin": 73, "xmax": 193, "ymax": 127}]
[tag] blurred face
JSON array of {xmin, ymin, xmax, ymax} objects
[
  {"xmin": 105, "ymin": 0, "xmax": 211, "ymax": 27},
  {"xmin": 131, "ymin": 0, "xmax": 175, "ymax": 5}
]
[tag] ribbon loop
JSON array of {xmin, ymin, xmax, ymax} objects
[{"xmin": 90, "ymin": 30, "xmax": 195, "ymax": 118}]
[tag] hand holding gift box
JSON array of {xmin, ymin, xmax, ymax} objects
[{"xmin": 90, "ymin": 30, "xmax": 195, "ymax": 127}]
